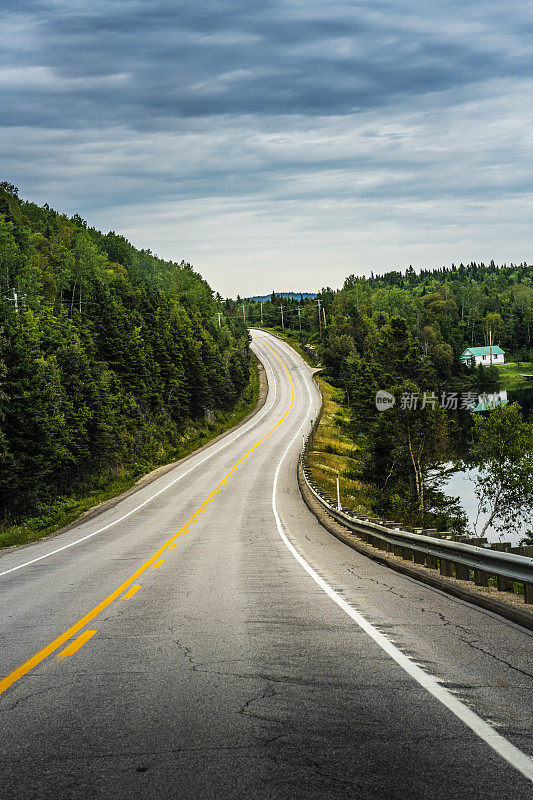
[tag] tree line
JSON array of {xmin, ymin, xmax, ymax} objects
[
  {"xmin": 0, "ymin": 184, "xmax": 250, "ymax": 524},
  {"xmin": 245, "ymin": 261, "xmax": 533, "ymax": 531},
  {"xmin": 243, "ymin": 261, "xmax": 532, "ymax": 363}
]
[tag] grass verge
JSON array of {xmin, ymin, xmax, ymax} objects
[
  {"xmin": 256, "ymin": 326, "xmax": 371, "ymax": 513},
  {"xmin": 308, "ymin": 377, "xmax": 372, "ymax": 515},
  {"xmin": 496, "ymin": 361, "xmax": 533, "ymax": 389},
  {"xmin": 0, "ymin": 357, "xmax": 260, "ymax": 550}
]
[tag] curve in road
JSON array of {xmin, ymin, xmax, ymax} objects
[{"xmin": 0, "ymin": 330, "xmax": 531, "ymax": 799}]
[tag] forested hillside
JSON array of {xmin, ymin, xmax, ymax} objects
[
  {"xmin": 245, "ymin": 261, "xmax": 533, "ymax": 530},
  {"xmin": 245, "ymin": 261, "xmax": 532, "ymax": 363},
  {"xmin": 0, "ymin": 183, "xmax": 251, "ymax": 531}
]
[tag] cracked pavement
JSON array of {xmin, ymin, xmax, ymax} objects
[{"xmin": 0, "ymin": 331, "xmax": 531, "ymax": 799}]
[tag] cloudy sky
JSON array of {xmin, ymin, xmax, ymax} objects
[{"xmin": 1, "ymin": 1, "xmax": 532, "ymax": 296}]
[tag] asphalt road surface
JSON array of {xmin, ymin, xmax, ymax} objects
[{"xmin": 0, "ymin": 329, "xmax": 531, "ymax": 799}]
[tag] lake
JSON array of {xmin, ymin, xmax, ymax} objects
[{"xmin": 441, "ymin": 385, "xmax": 533, "ymax": 546}]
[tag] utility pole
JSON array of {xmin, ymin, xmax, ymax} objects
[
  {"xmin": 316, "ymin": 298, "xmax": 322, "ymax": 336},
  {"xmin": 297, "ymin": 306, "xmax": 302, "ymax": 331},
  {"xmin": 3, "ymin": 289, "xmax": 27, "ymax": 313},
  {"xmin": 217, "ymin": 312, "xmax": 222, "ymax": 328},
  {"xmin": 279, "ymin": 304, "xmax": 285, "ymax": 329},
  {"xmin": 489, "ymin": 328, "xmax": 493, "ymax": 366},
  {"xmin": 260, "ymin": 301, "xmax": 263, "ymax": 326},
  {"xmin": 322, "ymin": 306, "xmax": 327, "ymax": 330},
  {"xmin": 242, "ymin": 303, "xmax": 246, "ymax": 324}
]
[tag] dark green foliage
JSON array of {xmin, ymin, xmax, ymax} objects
[
  {"xmin": 243, "ymin": 260, "xmax": 532, "ymax": 368},
  {"xmin": 246, "ymin": 260, "xmax": 531, "ymax": 530},
  {"xmin": 0, "ymin": 188, "xmax": 250, "ymax": 524}
]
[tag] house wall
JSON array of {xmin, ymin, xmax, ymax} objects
[
  {"xmin": 461, "ymin": 352, "xmax": 505, "ymax": 366},
  {"xmin": 475, "ymin": 353, "xmax": 504, "ymax": 365}
]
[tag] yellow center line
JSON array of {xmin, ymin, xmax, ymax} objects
[
  {"xmin": 0, "ymin": 336, "xmax": 295, "ymax": 697},
  {"xmin": 122, "ymin": 585, "xmax": 141, "ymax": 600},
  {"xmin": 152, "ymin": 558, "xmax": 165, "ymax": 569},
  {"xmin": 57, "ymin": 630, "xmax": 97, "ymax": 659}
]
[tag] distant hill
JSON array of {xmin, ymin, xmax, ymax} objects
[{"xmin": 246, "ymin": 292, "xmax": 317, "ymax": 302}]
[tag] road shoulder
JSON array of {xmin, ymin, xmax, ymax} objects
[
  {"xmin": 298, "ymin": 460, "xmax": 533, "ymax": 631},
  {"xmin": 4, "ymin": 357, "xmax": 268, "ymax": 554}
]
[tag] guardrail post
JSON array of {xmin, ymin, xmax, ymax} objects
[
  {"xmin": 455, "ymin": 563, "xmax": 470, "ymax": 581},
  {"xmin": 439, "ymin": 559, "xmax": 454, "ymax": 578},
  {"xmin": 491, "ymin": 543, "xmax": 512, "ymax": 552},
  {"xmin": 496, "ymin": 576, "xmax": 515, "ymax": 592},
  {"xmin": 474, "ymin": 569, "xmax": 489, "ymax": 587},
  {"xmin": 299, "ymin": 410, "xmax": 533, "ymax": 610}
]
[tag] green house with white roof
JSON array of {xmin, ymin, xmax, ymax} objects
[{"xmin": 460, "ymin": 345, "xmax": 505, "ymax": 367}]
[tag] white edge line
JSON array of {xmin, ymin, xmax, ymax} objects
[
  {"xmin": 0, "ymin": 338, "xmax": 277, "ymax": 579},
  {"xmin": 269, "ymin": 333, "xmax": 533, "ymax": 785}
]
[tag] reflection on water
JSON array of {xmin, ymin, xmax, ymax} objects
[
  {"xmin": 442, "ymin": 385, "xmax": 533, "ymax": 547},
  {"xmin": 508, "ymin": 386, "xmax": 533, "ymax": 416},
  {"xmin": 442, "ymin": 466, "xmax": 526, "ymax": 547},
  {"xmin": 473, "ymin": 389, "xmax": 507, "ymax": 412}
]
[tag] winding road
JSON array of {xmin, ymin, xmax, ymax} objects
[{"xmin": 0, "ymin": 329, "xmax": 531, "ymax": 798}]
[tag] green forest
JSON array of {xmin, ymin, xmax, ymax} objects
[
  {"xmin": 0, "ymin": 183, "xmax": 252, "ymax": 544},
  {"xmin": 1, "ymin": 180, "xmax": 531, "ymax": 544},
  {"xmin": 243, "ymin": 261, "xmax": 533, "ymax": 533}
]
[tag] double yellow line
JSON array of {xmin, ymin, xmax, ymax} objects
[{"xmin": 0, "ymin": 337, "xmax": 295, "ymax": 697}]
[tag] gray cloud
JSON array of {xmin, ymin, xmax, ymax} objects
[
  {"xmin": 2, "ymin": 1, "xmax": 533, "ymax": 127},
  {"xmin": 0, "ymin": 0, "xmax": 532, "ymax": 294}
]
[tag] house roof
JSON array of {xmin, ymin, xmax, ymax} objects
[{"xmin": 461, "ymin": 346, "xmax": 505, "ymax": 357}]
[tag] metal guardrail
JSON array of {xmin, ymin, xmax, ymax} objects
[
  {"xmin": 300, "ymin": 423, "xmax": 533, "ymax": 605},
  {"xmin": 257, "ymin": 326, "xmax": 533, "ymax": 605}
]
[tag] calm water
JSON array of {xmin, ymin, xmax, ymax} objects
[
  {"xmin": 442, "ymin": 466, "xmax": 526, "ymax": 546},
  {"xmin": 441, "ymin": 385, "xmax": 533, "ymax": 546},
  {"xmin": 509, "ymin": 385, "xmax": 533, "ymax": 416}
]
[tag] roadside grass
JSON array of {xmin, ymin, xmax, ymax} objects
[
  {"xmin": 496, "ymin": 361, "xmax": 533, "ymax": 390},
  {"xmin": 261, "ymin": 330, "xmax": 530, "ymax": 602},
  {"xmin": 255, "ymin": 326, "xmax": 372, "ymax": 513},
  {"xmin": 0, "ymin": 357, "xmax": 260, "ymax": 550},
  {"xmin": 309, "ymin": 377, "xmax": 372, "ymax": 514}
]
